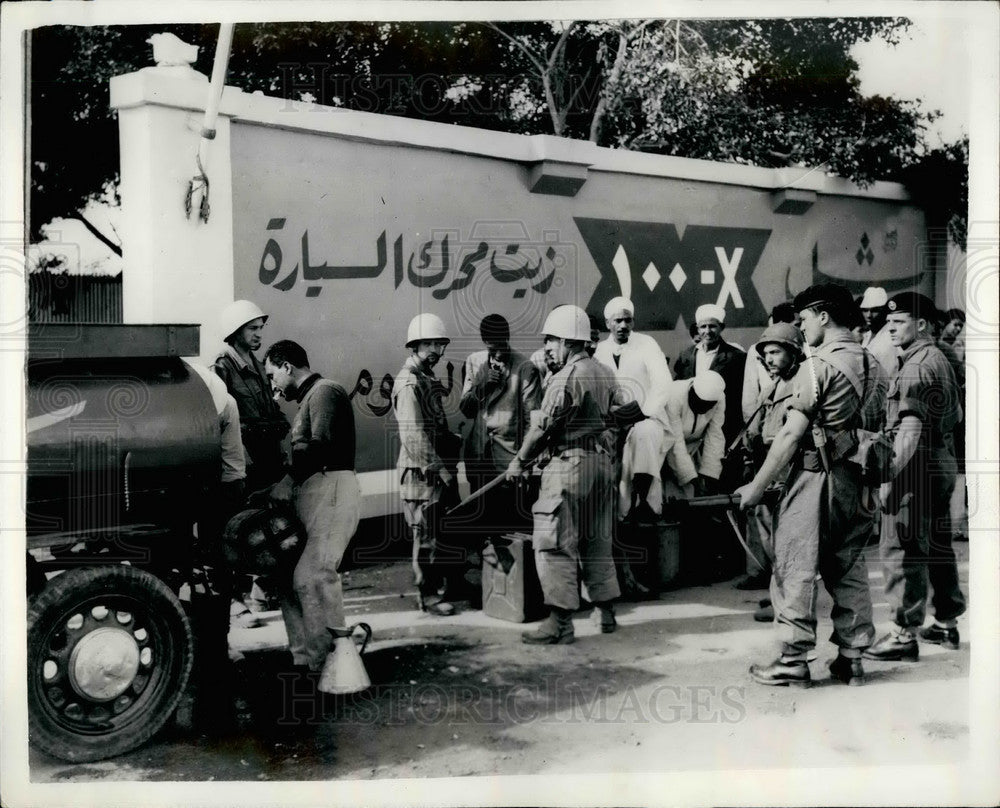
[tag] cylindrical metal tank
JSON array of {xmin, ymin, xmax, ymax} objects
[{"xmin": 26, "ymin": 324, "xmax": 220, "ymax": 538}]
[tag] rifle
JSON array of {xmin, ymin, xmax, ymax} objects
[
  {"xmin": 662, "ymin": 491, "xmax": 782, "ymax": 572},
  {"xmin": 443, "ymin": 456, "xmax": 539, "ymax": 516},
  {"xmin": 802, "ymin": 343, "xmax": 831, "ymax": 473}
]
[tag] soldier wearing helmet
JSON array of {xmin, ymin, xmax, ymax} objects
[
  {"xmin": 736, "ymin": 282, "xmax": 876, "ymax": 688},
  {"xmin": 393, "ymin": 313, "xmax": 463, "ymax": 616},
  {"xmin": 734, "ymin": 322, "xmax": 804, "ymax": 593},
  {"xmin": 505, "ymin": 305, "xmax": 621, "ymax": 643},
  {"xmin": 213, "ymin": 300, "xmax": 290, "ymax": 494}
]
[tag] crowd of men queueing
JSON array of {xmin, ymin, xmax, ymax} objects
[{"xmin": 201, "ymin": 281, "xmax": 968, "ymax": 695}]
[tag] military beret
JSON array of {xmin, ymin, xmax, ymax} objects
[
  {"xmin": 793, "ymin": 282, "xmax": 856, "ymax": 313},
  {"xmin": 887, "ymin": 292, "xmax": 938, "ymax": 322}
]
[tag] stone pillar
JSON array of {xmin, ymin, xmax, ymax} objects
[{"xmin": 110, "ymin": 46, "xmax": 244, "ymax": 365}]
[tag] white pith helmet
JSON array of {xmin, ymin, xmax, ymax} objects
[
  {"xmin": 406, "ymin": 313, "xmax": 449, "ymax": 347},
  {"xmin": 542, "ymin": 305, "xmax": 591, "ymax": 342},
  {"xmin": 221, "ymin": 300, "xmax": 267, "ymax": 341}
]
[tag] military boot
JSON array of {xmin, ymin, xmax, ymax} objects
[
  {"xmin": 749, "ymin": 657, "xmax": 811, "ymax": 688},
  {"xmin": 522, "ymin": 608, "xmax": 575, "ymax": 645},
  {"xmin": 863, "ymin": 630, "xmax": 919, "ymax": 661},
  {"xmin": 594, "ymin": 602, "xmax": 617, "ymax": 634},
  {"xmin": 828, "ymin": 654, "xmax": 866, "ymax": 686},
  {"xmin": 919, "ymin": 624, "xmax": 960, "ymax": 650}
]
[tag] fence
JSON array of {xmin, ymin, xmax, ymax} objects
[{"xmin": 28, "ymin": 273, "xmax": 123, "ymax": 323}]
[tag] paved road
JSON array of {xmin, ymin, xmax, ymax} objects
[{"xmin": 26, "ymin": 543, "xmax": 979, "ymax": 801}]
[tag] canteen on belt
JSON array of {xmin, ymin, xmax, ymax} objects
[{"xmin": 318, "ymin": 623, "xmax": 373, "ymax": 695}]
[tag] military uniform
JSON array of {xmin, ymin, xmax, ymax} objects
[
  {"xmin": 769, "ymin": 335, "xmax": 876, "ymax": 658},
  {"xmin": 742, "ymin": 374, "xmax": 797, "ymax": 579},
  {"xmin": 879, "ymin": 337, "xmax": 965, "ymax": 633},
  {"xmin": 530, "ymin": 353, "xmax": 621, "ymax": 612},
  {"xmin": 393, "ymin": 354, "xmax": 461, "ymax": 607},
  {"xmin": 213, "ymin": 345, "xmax": 289, "ymax": 492}
]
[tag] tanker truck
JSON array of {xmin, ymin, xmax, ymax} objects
[{"xmin": 25, "ymin": 322, "xmax": 229, "ymax": 762}]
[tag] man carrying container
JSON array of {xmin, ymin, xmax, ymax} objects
[
  {"xmin": 262, "ymin": 340, "xmax": 361, "ymax": 673},
  {"xmin": 505, "ymin": 305, "xmax": 621, "ymax": 644},
  {"xmin": 393, "ymin": 313, "xmax": 463, "ymax": 617},
  {"xmin": 736, "ymin": 283, "xmax": 876, "ymax": 688}
]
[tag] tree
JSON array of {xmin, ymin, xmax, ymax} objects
[{"xmin": 29, "ymin": 18, "xmax": 968, "ymax": 255}]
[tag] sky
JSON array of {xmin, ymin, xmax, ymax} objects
[
  {"xmin": 35, "ymin": 13, "xmax": 974, "ymax": 275},
  {"xmin": 852, "ymin": 14, "xmax": 971, "ymax": 144}
]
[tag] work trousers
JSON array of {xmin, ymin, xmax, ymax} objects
[
  {"xmin": 532, "ymin": 450, "xmax": 620, "ymax": 611},
  {"xmin": 771, "ymin": 461, "xmax": 875, "ymax": 656},
  {"xmin": 402, "ymin": 469, "xmax": 464, "ymax": 601},
  {"xmin": 281, "ymin": 470, "xmax": 361, "ymax": 670},
  {"xmin": 879, "ymin": 447, "xmax": 966, "ymax": 628},
  {"xmin": 745, "ymin": 497, "xmax": 776, "ymax": 578}
]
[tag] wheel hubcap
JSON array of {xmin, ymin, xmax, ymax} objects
[{"xmin": 68, "ymin": 627, "xmax": 141, "ymax": 701}]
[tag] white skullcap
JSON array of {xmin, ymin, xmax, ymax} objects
[
  {"xmin": 859, "ymin": 286, "xmax": 888, "ymax": 309},
  {"xmin": 604, "ymin": 297, "xmax": 635, "ymax": 319},
  {"xmin": 695, "ymin": 303, "xmax": 726, "ymax": 324},
  {"xmin": 691, "ymin": 370, "xmax": 726, "ymax": 403}
]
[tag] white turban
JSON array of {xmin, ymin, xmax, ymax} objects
[
  {"xmin": 692, "ymin": 371, "xmax": 726, "ymax": 403},
  {"xmin": 604, "ymin": 297, "xmax": 635, "ymax": 319},
  {"xmin": 695, "ymin": 303, "xmax": 726, "ymax": 324}
]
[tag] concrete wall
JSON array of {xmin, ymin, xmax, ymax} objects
[{"xmin": 112, "ymin": 62, "xmax": 938, "ymax": 516}]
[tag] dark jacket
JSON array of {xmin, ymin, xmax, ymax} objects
[{"xmin": 674, "ymin": 340, "xmax": 747, "ymax": 445}]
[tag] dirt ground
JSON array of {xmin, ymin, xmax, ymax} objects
[{"xmin": 24, "ymin": 539, "xmax": 981, "ymax": 804}]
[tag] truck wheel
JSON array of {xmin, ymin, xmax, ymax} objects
[{"xmin": 27, "ymin": 565, "xmax": 194, "ymax": 763}]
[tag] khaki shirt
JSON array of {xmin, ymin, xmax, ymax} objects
[
  {"xmin": 887, "ymin": 337, "xmax": 962, "ymax": 451},
  {"xmin": 748, "ymin": 374, "xmax": 797, "ymax": 448},
  {"xmin": 533, "ymin": 353, "xmax": 617, "ymax": 453},
  {"xmin": 786, "ymin": 335, "xmax": 865, "ymax": 434},
  {"xmin": 392, "ymin": 356, "xmax": 454, "ymax": 477}
]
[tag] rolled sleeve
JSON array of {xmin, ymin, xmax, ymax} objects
[{"xmin": 785, "ymin": 364, "xmax": 818, "ymax": 422}]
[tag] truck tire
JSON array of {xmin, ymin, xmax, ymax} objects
[{"xmin": 27, "ymin": 565, "xmax": 194, "ymax": 763}]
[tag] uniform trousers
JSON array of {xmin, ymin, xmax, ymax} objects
[
  {"xmin": 281, "ymin": 470, "xmax": 361, "ymax": 670},
  {"xmin": 532, "ymin": 449, "xmax": 620, "ymax": 611},
  {"xmin": 771, "ymin": 459, "xmax": 875, "ymax": 656},
  {"xmin": 879, "ymin": 447, "xmax": 965, "ymax": 628}
]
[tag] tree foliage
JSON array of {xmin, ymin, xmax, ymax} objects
[{"xmin": 29, "ymin": 18, "xmax": 968, "ymax": 252}]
